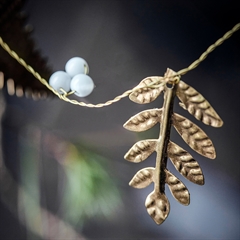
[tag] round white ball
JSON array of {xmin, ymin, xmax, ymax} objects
[
  {"xmin": 70, "ymin": 74, "xmax": 94, "ymax": 97},
  {"xmin": 65, "ymin": 57, "xmax": 89, "ymax": 77},
  {"xmin": 49, "ymin": 71, "xmax": 71, "ymax": 93}
]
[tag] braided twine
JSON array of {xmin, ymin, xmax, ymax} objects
[{"xmin": 0, "ymin": 23, "xmax": 239, "ymax": 108}]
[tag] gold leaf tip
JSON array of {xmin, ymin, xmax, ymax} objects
[{"xmin": 145, "ymin": 191, "xmax": 170, "ymax": 225}]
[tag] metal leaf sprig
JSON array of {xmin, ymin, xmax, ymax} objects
[{"xmin": 123, "ymin": 68, "xmax": 223, "ymax": 225}]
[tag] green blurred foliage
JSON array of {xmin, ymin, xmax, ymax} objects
[
  {"xmin": 19, "ymin": 127, "xmax": 121, "ymax": 235},
  {"xmin": 62, "ymin": 143, "xmax": 121, "ymax": 225}
]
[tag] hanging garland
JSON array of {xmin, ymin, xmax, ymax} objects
[{"xmin": 0, "ymin": 22, "xmax": 239, "ymax": 224}]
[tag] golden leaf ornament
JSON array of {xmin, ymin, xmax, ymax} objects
[
  {"xmin": 123, "ymin": 68, "xmax": 223, "ymax": 225},
  {"xmin": 129, "ymin": 77, "xmax": 164, "ymax": 104},
  {"xmin": 176, "ymin": 80, "xmax": 223, "ymax": 127},
  {"xmin": 123, "ymin": 109, "xmax": 162, "ymax": 132},
  {"xmin": 129, "ymin": 167, "xmax": 155, "ymax": 188}
]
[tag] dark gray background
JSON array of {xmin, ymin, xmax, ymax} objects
[{"xmin": 1, "ymin": 0, "xmax": 240, "ymax": 239}]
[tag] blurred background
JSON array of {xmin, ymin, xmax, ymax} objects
[{"xmin": 0, "ymin": 0, "xmax": 239, "ymax": 239}]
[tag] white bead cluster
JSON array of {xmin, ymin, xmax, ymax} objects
[{"xmin": 49, "ymin": 57, "xmax": 94, "ymax": 97}]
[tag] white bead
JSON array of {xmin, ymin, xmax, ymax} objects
[
  {"xmin": 65, "ymin": 57, "xmax": 89, "ymax": 77},
  {"xmin": 70, "ymin": 74, "xmax": 94, "ymax": 97},
  {"xmin": 49, "ymin": 71, "xmax": 71, "ymax": 93}
]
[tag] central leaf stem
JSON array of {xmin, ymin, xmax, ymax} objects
[{"xmin": 155, "ymin": 85, "xmax": 176, "ymax": 193}]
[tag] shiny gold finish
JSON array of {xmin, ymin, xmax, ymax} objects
[
  {"xmin": 123, "ymin": 108, "xmax": 162, "ymax": 132},
  {"xmin": 172, "ymin": 113, "xmax": 216, "ymax": 159},
  {"xmin": 176, "ymin": 80, "xmax": 223, "ymax": 127},
  {"xmin": 124, "ymin": 68, "xmax": 223, "ymax": 225},
  {"xmin": 165, "ymin": 169, "xmax": 190, "ymax": 206},
  {"xmin": 124, "ymin": 140, "xmax": 157, "ymax": 163},
  {"xmin": 154, "ymin": 85, "xmax": 175, "ymax": 195},
  {"xmin": 129, "ymin": 167, "xmax": 155, "ymax": 189},
  {"xmin": 167, "ymin": 141, "xmax": 204, "ymax": 185},
  {"xmin": 129, "ymin": 76, "xmax": 164, "ymax": 104},
  {"xmin": 145, "ymin": 191, "xmax": 170, "ymax": 225}
]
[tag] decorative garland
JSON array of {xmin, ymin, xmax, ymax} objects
[
  {"xmin": 0, "ymin": 22, "xmax": 239, "ymax": 225},
  {"xmin": 0, "ymin": 23, "xmax": 239, "ymax": 107}
]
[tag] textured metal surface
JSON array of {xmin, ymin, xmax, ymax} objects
[
  {"xmin": 129, "ymin": 167, "xmax": 155, "ymax": 188},
  {"xmin": 124, "ymin": 68, "xmax": 223, "ymax": 225},
  {"xmin": 129, "ymin": 76, "xmax": 164, "ymax": 104},
  {"xmin": 165, "ymin": 169, "xmax": 190, "ymax": 206},
  {"xmin": 172, "ymin": 113, "xmax": 216, "ymax": 159},
  {"xmin": 176, "ymin": 80, "xmax": 223, "ymax": 127},
  {"xmin": 167, "ymin": 141, "xmax": 204, "ymax": 185},
  {"xmin": 145, "ymin": 191, "xmax": 170, "ymax": 225},
  {"xmin": 124, "ymin": 75, "xmax": 176, "ymax": 224},
  {"xmin": 123, "ymin": 108, "xmax": 162, "ymax": 132},
  {"xmin": 124, "ymin": 139, "xmax": 157, "ymax": 162}
]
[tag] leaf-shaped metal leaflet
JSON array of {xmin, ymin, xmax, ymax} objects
[
  {"xmin": 145, "ymin": 191, "xmax": 170, "ymax": 225},
  {"xmin": 129, "ymin": 76, "xmax": 164, "ymax": 104},
  {"xmin": 129, "ymin": 167, "xmax": 155, "ymax": 188},
  {"xmin": 168, "ymin": 141, "xmax": 204, "ymax": 185},
  {"xmin": 176, "ymin": 80, "xmax": 223, "ymax": 127},
  {"xmin": 172, "ymin": 113, "xmax": 216, "ymax": 159},
  {"xmin": 165, "ymin": 169, "xmax": 190, "ymax": 206},
  {"xmin": 123, "ymin": 108, "xmax": 162, "ymax": 132},
  {"xmin": 124, "ymin": 139, "xmax": 157, "ymax": 163}
]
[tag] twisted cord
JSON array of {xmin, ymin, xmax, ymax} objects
[
  {"xmin": 176, "ymin": 23, "xmax": 240, "ymax": 76},
  {"xmin": 0, "ymin": 23, "xmax": 239, "ymax": 108}
]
